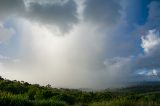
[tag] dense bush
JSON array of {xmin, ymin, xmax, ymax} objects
[{"xmin": 0, "ymin": 93, "xmax": 33, "ymax": 106}]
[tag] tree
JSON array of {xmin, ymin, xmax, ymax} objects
[{"xmin": 0, "ymin": 76, "xmax": 4, "ymax": 80}]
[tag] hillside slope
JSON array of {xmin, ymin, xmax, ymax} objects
[{"xmin": 0, "ymin": 76, "xmax": 160, "ymax": 106}]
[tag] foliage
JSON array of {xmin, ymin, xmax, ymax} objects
[{"xmin": 0, "ymin": 76, "xmax": 160, "ymax": 106}]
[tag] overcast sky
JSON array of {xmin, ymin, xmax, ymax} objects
[{"xmin": 0, "ymin": 0, "xmax": 160, "ymax": 89}]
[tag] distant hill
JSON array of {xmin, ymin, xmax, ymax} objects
[{"xmin": 119, "ymin": 81, "xmax": 160, "ymax": 93}]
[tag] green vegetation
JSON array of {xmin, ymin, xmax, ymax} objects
[{"xmin": 0, "ymin": 76, "xmax": 160, "ymax": 106}]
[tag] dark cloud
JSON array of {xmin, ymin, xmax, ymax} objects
[
  {"xmin": 0, "ymin": 0, "xmax": 78, "ymax": 33},
  {"xmin": 0, "ymin": 0, "xmax": 24, "ymax": 11},
  {"xmin": 83, "ymin": 0, "xmax": 122, "ymax": 26},
  {"xmin": 0, "ymin": 0, "xmax": 25, "ymax": 20},
  {"xmin": 135, "ymin": 54, "xmax": 160, "ymax": 70},
  {"xmin": 26, "ymin": 0, "xmax": 78, "ymax": 33}
]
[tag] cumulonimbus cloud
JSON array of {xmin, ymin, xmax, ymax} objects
[{"xmin": 0, "ymin": 0, "xmax": 160, "ymax": 89}]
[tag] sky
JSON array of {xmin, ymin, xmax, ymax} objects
[{"xmin": 0, "ymin": 0, "xmax": 160, "ymax": 89}]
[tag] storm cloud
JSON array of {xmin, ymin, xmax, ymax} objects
[
  {"xmin": 0, "ymin": 0, "xmax": 160, "ymax": 89},
  {"xmin": 83, "ymin": 0, "xmax": 122, "ymax": 26},
  {"xmin": 0, "ymin": 0, "xmax": 78, "ymax": 33}
]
